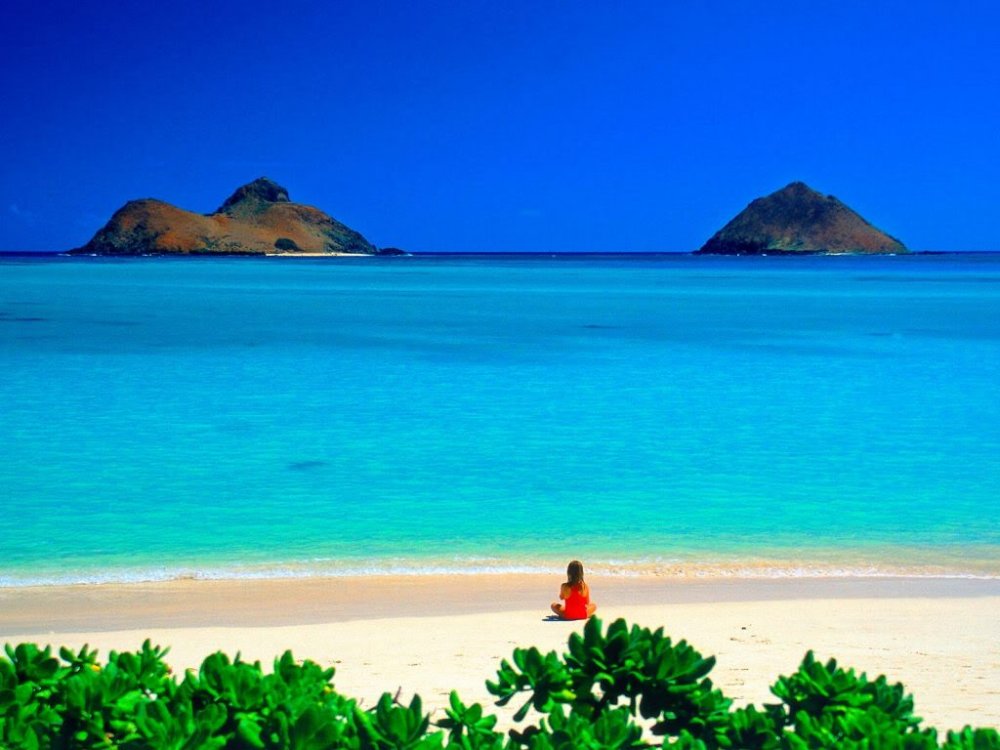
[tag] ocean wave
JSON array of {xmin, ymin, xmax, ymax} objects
[{"xmin": 3, "ymin": 555, "xmax": 999, "ymax": 588}]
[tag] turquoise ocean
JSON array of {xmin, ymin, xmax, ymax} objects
[{"xmin": 1, "ymin": 253, "xmax": 998, "ymax": 586}]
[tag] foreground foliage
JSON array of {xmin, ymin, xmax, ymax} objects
[{"xmin": 2, "ymin": 619, "xmax": 997, "ymax": 749}]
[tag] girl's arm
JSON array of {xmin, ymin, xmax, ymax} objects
[{"xmin": 559, "ymin": 583, "xmax": 570, "ymax": 600}]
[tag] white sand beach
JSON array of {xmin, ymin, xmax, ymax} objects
[{"xmin": 2, "ymin": 575, "xmax": 998, "ymax": 731}]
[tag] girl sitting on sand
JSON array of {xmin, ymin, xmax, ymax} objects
[{"xmin": 550, "ymin": 560, "xmax": 597, "ymax": 620}]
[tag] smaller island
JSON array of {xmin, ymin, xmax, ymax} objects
[
  {"xmin": 696, "ymin": 181, "xmax": 907, "ymax": 255},
  {"xmin": 69, "ymin": 178, "xmax": 393, "ymax": 257}
]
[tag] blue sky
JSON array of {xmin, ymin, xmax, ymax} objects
[{"xmin": 2, "ymin": 0, "xmax": 998, "ymax": 252}]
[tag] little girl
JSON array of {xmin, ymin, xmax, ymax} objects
[{"xmin": 550, "ymin": 560, "xmax": 597, "ymax": 620}]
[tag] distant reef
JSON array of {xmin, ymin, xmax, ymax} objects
[
  {"xmin": 696, "ymin": 182, "xmax": 907, "ymax": 255},
  {"xmin": 69, "ymin": 178, "xmax": 388, "ymax": 256}
]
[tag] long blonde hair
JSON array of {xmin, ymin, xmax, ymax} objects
[{"xmin": 566, "ymin": 560, "xmax": 585, "ymax": 588}]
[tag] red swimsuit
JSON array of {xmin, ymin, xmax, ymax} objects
[{"xmin": 563, "ymin": 583, "xmax": 590, "ymax": 620}]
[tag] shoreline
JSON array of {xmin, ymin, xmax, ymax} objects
[
  {"xmin": 4, "ymin": 551, "xmax": 999, "ymax": 590},
  {"xmin": 3, "ymin": 572, "xmax": 999, "ymax": 635},
  {"xmin": 2, "ymin": 574, "xmax": 998, "ymax": 731}
]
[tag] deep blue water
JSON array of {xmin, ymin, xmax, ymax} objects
[{"xmin": 1, "ymin": 253, "xmax": 999, "ymax": 585}]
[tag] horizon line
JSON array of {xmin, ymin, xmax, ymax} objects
[{"xmin": 3, "ymin": 249, "xmax": 1000, "ymax": 258}]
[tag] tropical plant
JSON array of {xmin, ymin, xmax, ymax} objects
[{"xmin": 2, "ymin": 618, "xmax": 998, "ymax": 749}]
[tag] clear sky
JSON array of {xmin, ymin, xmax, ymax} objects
[{"xmin": 2, "ymin": 0, "xmax": 998, "ymax": 252}]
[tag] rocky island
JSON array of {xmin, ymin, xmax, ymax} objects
[
  {"xmin": 69, "ymin": 178, "xmax": 383, "ymax": 256},
  {"xmin": 696, "ymin": 182, "xmax": 907, "ymax": 255}
]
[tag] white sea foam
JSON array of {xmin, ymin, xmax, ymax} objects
[{"xmin": 3, "ymin": 556, "xmax": 998, "ymax": 589}]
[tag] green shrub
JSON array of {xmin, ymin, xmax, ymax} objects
[{"xmin": 2, "ymin": 618, "xmax": 997, "ymax": 749}]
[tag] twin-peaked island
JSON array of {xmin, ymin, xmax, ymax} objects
[
  {"xmin": 70, "ymin": 178, "xmax": 388, "ymax": 257},
  {"xmin": 70, "ymin": 178, "xmax": 906, "ymax": 256}
]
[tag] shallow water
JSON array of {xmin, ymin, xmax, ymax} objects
[{"xmin": 2, "ymin": 253, "xmax": 998, "ymax": 584}]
